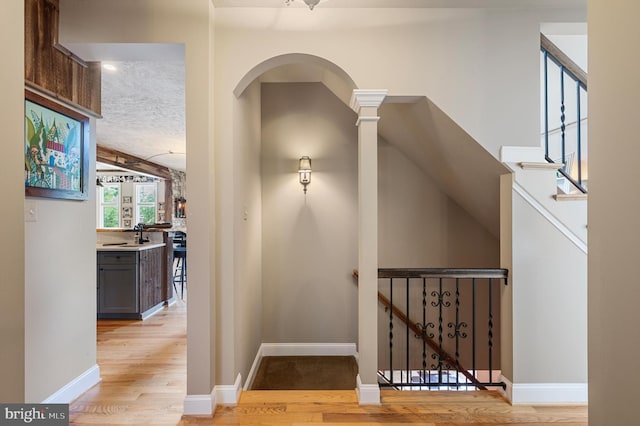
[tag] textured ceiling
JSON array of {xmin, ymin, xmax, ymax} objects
[{"xmin": 99, "ymin": 61, "xmax": 186, "ymax": 171}]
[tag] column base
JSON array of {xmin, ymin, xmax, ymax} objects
[{"xmin": 356, "ymin": 374, "xmax": 380, "ymax": 405}]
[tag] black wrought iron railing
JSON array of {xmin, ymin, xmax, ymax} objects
[
  {"xmin": 541, "ymin": 33, "xmax": 588, "ymax": 194},
  {"xmin": 375, "ymin": 268, "xmax": 508, "ymax": 390}
]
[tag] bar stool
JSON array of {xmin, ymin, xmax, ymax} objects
[
  {"xmin": 173, "ymin": 247, "xmax": 187, "ymax": 299},
  {"xmin": 173, "ymin": 231, "xmax": 187, "ymax": 299}
]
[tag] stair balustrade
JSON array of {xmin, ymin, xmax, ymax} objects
[
  {"xmin": 541, "ymin": 33, "xmax": 588, "ymax": 194},
  {"xmin": 354, "ymin": 268, "xmax": 508, "ymax": 391}
]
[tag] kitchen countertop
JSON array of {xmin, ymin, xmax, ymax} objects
[{"xmin": 97, "ymin": 242, "xmax": 166, "ymax": 252}]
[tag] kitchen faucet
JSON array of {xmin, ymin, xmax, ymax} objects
[{"xmin": 133, "ymin": 223, "xmax": 149, "ymax": 244}]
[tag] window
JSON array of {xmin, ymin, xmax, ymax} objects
[
  {"xmin": 99, "ymin": 183, "xmax": 121, "ymax": 228},
  {"xmin": 135, "ymin": 184, "xmax": 157, "ymax": 225}
]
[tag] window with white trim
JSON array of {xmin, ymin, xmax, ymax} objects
[
  {"xmin": 135, "ymin": 184, "xmax": 157, "ymax": 225},
  {"xmin": 99, "ymin": 183, "xmax": 121, "ymax": 228}
]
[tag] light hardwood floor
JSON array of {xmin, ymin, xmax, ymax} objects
[{"xmin": 70, "ymin": 300, "xmax": 588, "ymax": 425}]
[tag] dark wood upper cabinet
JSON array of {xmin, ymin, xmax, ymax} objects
[{"xmin": 25, "ymin": 0, "xmax": 101, "ymax": 116}]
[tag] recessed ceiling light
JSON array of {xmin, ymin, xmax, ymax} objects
[{"xmin": 102, "ymin": 63, "xmax": 117, "ymax": 71}]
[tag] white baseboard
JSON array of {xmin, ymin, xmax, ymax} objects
[
  {"xmin": 244, "ymin": 345, "xmax": 265, "ymax": 390},
  {"xmin": 140, "ymin": 302, "xmax": 165, "ymax": 320},
  {"xmin": 261, "ymin": 342, "xmax": 357, "ymax": 357},
  {"xmin": 184, "ymin": 375, "xmax": 242, "ymax": 415},
  {"xmin": 499, "ymin": 374, "xmax": 513, "ymax": 403},
  {"xmin": 215, "ymin": 373, "xmax": 242, "ymax": 405},
  {"xmin": 184, "ymin": 394, "xmax": 214, "ymax": 416},
  {"xmin": 500, "ymin": 145, "xmax": 545, "ymax": 164},
  {"xmin": 244, "ymin": 343, "xmax": 358, "ymax": 390},
  {"xmin": 501, "ymin": 375, "xmax": 588, "ymax": 404},
  {"xmin": 43, "ymin": 364, "xmax": 101, "ymax": 404},
  {"xmin": 356, "ymin": 375, "xmax": 380, "ymax": 405}
]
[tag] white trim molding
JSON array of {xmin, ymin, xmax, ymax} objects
[
  {"xmin": 184, "ymin": 394, "xmax": 214, "ymax": 416},
  {"xmin": 244, "ymin": 343, "xmax": 358, "ymax": 390},
  {"xmin": 500, "ymin": 145, "xmax": 545, "ymax": 164},
  {"xmin": 244, "ymin": 345, "xmax": 265, "ymax": 391},
  {"xmin": 215, "ymin": 374, "xmax": 243, "ymax": 405},
  {"xmin": 512, "ymin": 382, "xmax": 587, "ymax": 405},
  {"xmin": 262, "ymin": 342, "xmax": 357, "ymax": 357},
  {"xmin": 356, "ymin": 375, "xmax": 381, "ymax": 405},
  {"xmin": 350, "ymin": 89, "xmax": 388, "ymax": 112},
  {"xmin": 355, "ymin": 116, "xmax": 381, "ymax": 127},
  {"xmin": 499, "ymin": 374, "xmax": 513, "ymax": 403},
  {"xmin": 501, "ymin": 375, "xmax": 588, "ymax": 405},
  {"xmin": 43, "ymin": 364, "xmax": 101, "ymax": 404}
]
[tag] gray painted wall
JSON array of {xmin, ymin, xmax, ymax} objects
[
  {"xmin": 261, "ymin": 82, "xmax": 499, "ymax": 349},
  {"xmin": 261, "ymin": 83, "xmax": 359, "ymax": 344},
  {"xmin": 232, "ymin": 80, "xmax": 263, "ymax": 383}
]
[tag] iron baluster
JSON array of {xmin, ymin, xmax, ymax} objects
[
  {"xmin": 389, "ymin": 278, "xmax": 393, "ymax": 384},
  {"xmin": 576, "ymin": 81, "xmax": 582, "ymax": 185},
  {"xmin": 560, "ymin": 66, "xmax": 566, "ymax": 171},
  {"xmin": 422, "ymin": 278, "xmax": 427, "ymax": 388},
  {"xmin": 544, "ymin": 50, "xmax": 550, "ymax": 159},
  {"xmin": 406, "ymin": 278, "xmax": 410, "ymax": 385},
  {"xmin": 454, "ymin": 279, "xmax": 461, "ymax": 388},
  {"xmin": 472, "ymin": 277, "xmax": 477, "ymax": 383},
  {"xmin": 438, "ymin": 278, "xmax": 443, "ymax": 384},
  {"xmin": 431, "ymin": 278, "xmax": 451, "ymax": 384},
  {"xmin": 488, "ymin": 278, "xmax": 494, "ymax": 384}
]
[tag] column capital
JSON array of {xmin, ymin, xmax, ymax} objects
[{"xmin": 349, "ymin": 89, "xmax": 388, "ymax": 113}]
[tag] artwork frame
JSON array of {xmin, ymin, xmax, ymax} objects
[
  {"xmin": 122, "ymin": 196, "xmax": 132, "ymax": 204},
  {"xmin": 122, "ymin": 206, "xmax": 133, "ymax": 218},
  {"xmin": 24, "ymin": 90, "xmax": 90, "ymax": 200}
]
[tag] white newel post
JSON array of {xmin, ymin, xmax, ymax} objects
[{"xmin": 350, "ymin": 89, "xmax": 387, "ymax": 405}]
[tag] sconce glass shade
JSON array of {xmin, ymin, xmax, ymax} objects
[
  {"xmin": 298, "ymin": 156, "xmax": 312, "ymax": 194},
  {"xmin": 175, "ymin": 197, "xmax": 187, "ymax": 218}
]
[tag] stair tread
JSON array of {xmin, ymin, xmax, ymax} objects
[
  {"xmin": 554, "ymin": 193, "xmax": 588, "ymax": 201},
  {"xmin": 518, "ymin": 161, "xmax": 563, "ymax": 170}
]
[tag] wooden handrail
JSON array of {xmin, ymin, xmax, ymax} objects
[
  {"xmin": 540, "ymin": 33, "xmax": 587, "ymax": 88},
  {"xmin": 352, "ymin": 269, "xmax": 487, "ymax": 390},
  {"xmin": 378, "ymin": 268, "xmax": 508, "ymax": 281}
]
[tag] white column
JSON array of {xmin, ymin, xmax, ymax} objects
[{"xmin": 350, "ymin": 89, "xmax": 387, "ymax": 405}]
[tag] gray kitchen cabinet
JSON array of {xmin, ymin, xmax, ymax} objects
[
  {"xmin": 97, "ymin": 246, "xmax": 165, "ymax": 319},
  {"xmin": 97, "ymin": 251, "xmax": 139, "ymax": 319}
]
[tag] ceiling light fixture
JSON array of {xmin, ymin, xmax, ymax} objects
[
  {"xmin": 285, "ymin": 0, "xmax": 321, "ymax": 10},
  {"xmin": 102, "ymin": 63, "xmax": 117, "ymax": 71}
]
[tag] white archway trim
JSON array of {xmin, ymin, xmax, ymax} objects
[{"xmin": 233, "ymin": 53, "xmax": 357, "ymax": 98}]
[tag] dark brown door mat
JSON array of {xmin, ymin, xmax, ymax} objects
[{"xmin": 250, "ymin": 355, "xmax": 358, "ymax": 390}]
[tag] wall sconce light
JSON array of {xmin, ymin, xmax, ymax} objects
[
  {"xmin": 298, "ymin": 156, "xmax": 312, "ymax": 194},
  {"xmin": 175, "ymin": 197, "xmax": 187, "ymax": 218}
]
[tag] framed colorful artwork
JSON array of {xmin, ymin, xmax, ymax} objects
[{"xmin": 24, "ymin": 90, "xmax": 90, "ymax": 200}]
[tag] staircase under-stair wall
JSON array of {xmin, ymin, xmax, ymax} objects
[{"xmin": 498, "ymin": 148, "xmax": 588, "ymax": 404}]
